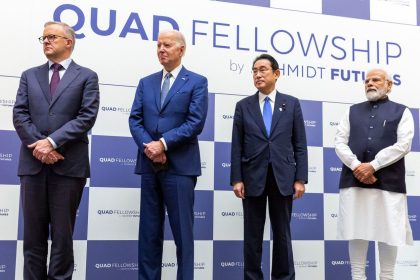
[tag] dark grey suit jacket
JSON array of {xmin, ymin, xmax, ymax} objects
[{"xmin": 13, "ymin": 60, "xmax": 100, "ymax": 178}]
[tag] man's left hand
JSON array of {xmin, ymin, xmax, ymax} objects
[
  {"xmin": 143, "ymin": 141, "xmax": 165, "ymax": 160},
  {"xmin": 293, "ymin": 181, "xmax": 305, "ymax": 200},
  {"xmin": 28, "ymin": 139, "xmax": 54, "ymax": 161},
  {"xmin": 353, "ymin": 163, "xmax": 375, "ymax": 183}
]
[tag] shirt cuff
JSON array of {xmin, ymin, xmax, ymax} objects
[
  {"xmin": 370, "ymin": 160, "xmax": 380, "ymax": 171},
  {"xmin": 350, "ymin": 159, "xmax": 361, "ymax": 171},
  {"xmin": 159, "ymin": 138, "xmax": 168, "ymax": 151},
  {"xmin": 47, "ymin": 137, "xmax": 57, "ymax": 149}
]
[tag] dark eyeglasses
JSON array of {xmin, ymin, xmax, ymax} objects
[{"xmin": 38, "ymin": 34, "xmax": 68, "ymax": 44}]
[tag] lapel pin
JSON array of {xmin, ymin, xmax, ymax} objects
[{"xmin": 279, "ymin": 103, "xmax": 286, "ymax": 111}]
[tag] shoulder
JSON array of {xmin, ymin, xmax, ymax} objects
[
  {"xmin": 389, "ymin": 100, "xmax": 407, "ymax": 110},
  {"xmin": 182, "ymin": 67, "xmax": 207, "ymax": 82},
  {"xmin": 139, "ymin": 71, "xmax": 161, "ymax": 83},
  {"xmin": 237, "ymin": 94, "xmax": 256, "ymax": 106},
  {"xmin": 71, "ymin": 62, "xmax": 97, "ymax": 76},
  {"xmin": 22, "ymin": 63, "xmax": 48, "ymax": 75},
  {"xmin": 350, "ymin": 101, "xmax": 368, "ymax": 109},
  {"xmin": 277, "ymin": 91, "xmax": 299, "ymax": 102}
]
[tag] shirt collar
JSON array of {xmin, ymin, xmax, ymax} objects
[
  {"xmin": 163, "ymin": 64, "xmax": 182, "ymax": 80},
  {"xmin": 259, "ymin": 89, "xmax": 277, "ymax": 104},
  {"xmin": 48, "ymin": 58, "xmax": 72, "ymax": 70}
]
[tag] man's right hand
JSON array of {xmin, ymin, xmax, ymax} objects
[
  {"xmin": 233, "ymin": 181, "xmax": 245, "ymax": 199},
  {"xmin": 152, "ymin": 153, "xmax": 167, "ymax": 164},
  {"xmin": 359, "ymin": 174, "xmax": 378, "ymax": 184},
  {"xmin": 42, "ymin": 150, "xmax": 65, "ymax": 164}
]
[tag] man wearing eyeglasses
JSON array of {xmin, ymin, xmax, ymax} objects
[
  {"xmin": 13, "ymin": 21, "xmax": 99, "ymax": 280},
  {"xmin": 231, "ymin": 54, "xmax": 308, "ymax": 280}
]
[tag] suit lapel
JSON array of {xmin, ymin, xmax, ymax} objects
[
  {"xmin": 271, "ymin": 91, "xmax": 285, "ymax": 134},
  {"xmin": 160, "ymin": 66, "xmax": 189, "ymax": 111},
  {"xmin": 153, "ymin": 71, "xmax": 163, "ymax": 110},
  {"xmin": 35, "ymin": 63, "xmax": 51, "ymax": 104},
  {"xmin": 50, "ymin": 61, "xmax": 80, "ymax": 106},
  {"xmin": 246, "ymin": 92, "xmax": 268, "ymax": 137}
]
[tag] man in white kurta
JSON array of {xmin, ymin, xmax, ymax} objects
[{"xmin": 335, "ymin": 69, "xmax": 414, "ymax": 280}]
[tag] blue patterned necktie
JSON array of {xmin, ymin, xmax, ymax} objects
[
  {"xmin": 263, "ymin": 96, "xmax": 272, "ymax": 136},
  {"xmin": 161, "ymin": 72, "xmax": 171, "ymax": 107}
]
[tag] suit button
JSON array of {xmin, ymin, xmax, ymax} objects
[
  {"xmin": 368, "ymin": 137, "xmax": 372, "ymax": 140},
  {"xmin": 49, "ymin": 113, "xmax": 54, "ymax": 116}
]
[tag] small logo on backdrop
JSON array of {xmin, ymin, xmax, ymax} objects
[
  {"xmin": 304, "ymin": 120, "xmax": 317, "ymax": 127},
  {"xmin": 220, "ymin": 261, "xmax": 244, "ymax": 268},
  {"xmin": 329, "ymin": 166, "xmax": 342, "ymax": 172},
  {"xmin": 292, "ymin": 212, "xmax": 318, "ymax": 220},
  {"xmin": 408, "ymin": 214, "xmax": 417, "ymax": 222},
  {"xmin": 221, "ymin": 162, "xmax": 231, "ymax": 168},
  {"xmin": 309, "ymin": 166, "xmax": 317, "ymax": 173},
  {"xmin": 221, "ymin": 211, "xmax": 243, "ymax": 217},
  {"xmin": 397, "ymin": 260, "xmax": 418, "ymax": 267},
  {"xmin": 0, "ymin": 264, "xmax": 7, "ymax": 273},
  {"xmin": 101, "ymin": 106, "xmax": 131, "ymax": 115},
  {"xmin": 95, "ymin": 262, "xmax": 137, "ymax": 271},
  {"xmin": 295, "ymin": 260, "xmax": 319, "ymax": 268},
  {"xmin": 97, "ymin": 209, "xmax": 139, "ymax": 218},
  {"xmin": 222, "ymin": 114, "xmax": 234, "ymax": 120},
  {"xmin": 201, "ymin": 161, "xmax": 207, "ymax": 169},
  {"xmin": 0, "ymin": 99, "xmax": 15, "ymax": 107},
  {"xmin": 0, "ymin": 153, "xmax": 13, "ymax": 162},
  {"xmin": 194, "ymin": 262, "xmax": 206, "ymax": 270},
  {"xmin": 0, "ymin": 208, "xmax": 10, "ymax": 217},
  {"xmin": 194, "ymin": 211, "xmax": 207, "ymax": 220},
  {"xmin": 98, "ymin": 157, "xmax": 136, "ymax": 166},
  {"xmin": 406, "ymin": 169, "xmax": 415, "ymax": 177}
]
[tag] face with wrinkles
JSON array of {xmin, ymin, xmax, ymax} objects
[
  {"xmin": 252, "ymin": 59, "xmax": 280, "ymax": 95},
  {"xmin": 42, "ymin": 24, "xmax": 73, "ymax": 62},
  {"xmin": 364, "ymin": 70, "xmax": 392, "ymax": 101},
  {"xmin": 157, "ymin": 31, "xmax": 185, "ymax": 72}
]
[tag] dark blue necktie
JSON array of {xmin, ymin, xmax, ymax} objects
[
  {"xmin": 161, "ymin": 72, "xmax": 171, "ymax": 107},
  {"xmin": 263, "ymin": 96, "xmax": 272, "ymax": 136}
]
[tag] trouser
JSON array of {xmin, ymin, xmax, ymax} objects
[{"xmin": 349, "ymin": 239, "xmax": 398, "ymax": 280}]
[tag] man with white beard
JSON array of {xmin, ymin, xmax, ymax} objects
[{"xmin": 335, "ymin": 69, "xmax": 414, "ymax": 280}]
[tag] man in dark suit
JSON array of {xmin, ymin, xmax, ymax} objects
[
  {"xmin": 129, "ymin": 30, "xmax": 208, "ymax": 280},
  {"xmin": 231, "ymin": 54, "xmax": 308, "ymax": 280},
  {"xmin": 13, "ymin": 21, "xmax": 100, "ymax": 280}
]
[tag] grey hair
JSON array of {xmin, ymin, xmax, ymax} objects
[
  {"xmin": 159, "ymin": 30, "xmax": 186, "ymax": 53},
  {"xmin": 366, "ymin": 68, "xmax": 393, "ymax": 93},
  {"xmin": 44, "ymin": 21, "xmax": 76, "ymax": 51},
  {"xmin": 366, "ymin": 68, "xmax": 392, "ymax": 81}
]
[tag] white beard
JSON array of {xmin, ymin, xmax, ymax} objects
[{"xmin": 365, "ymin": 88, "xmax": 387, "ymax": 101}]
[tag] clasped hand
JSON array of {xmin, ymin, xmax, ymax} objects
[
  {"xmin": 353, "ymin": 163, "xmax": 377, "ymax": 184},
  {"xmin": 143, "ymin": 141, "xmax": 167, "ymax": 164},
  {"xmin": 28, "ymin": 139, "xmax": 64, "ymax": 164}
]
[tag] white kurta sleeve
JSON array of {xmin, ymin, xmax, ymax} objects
[
  {"xmin": 335, "ymin": 108, "xmax": 361, "ymax": 171},
  {"xmin": 370, "ymin": 108, "xmax": 414, "ymax": 171}
]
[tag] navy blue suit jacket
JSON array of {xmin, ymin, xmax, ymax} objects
[
  {"xmin": 129, "ymin": 66, "xmax": 208, "ymax": 176},
  {"xmin": 13, "ymin": 61, "xmax": 100, "ymax": 178},
  {"xmin": 231, "ymin": 91, "xmax": 308, "ymax": 196}
]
